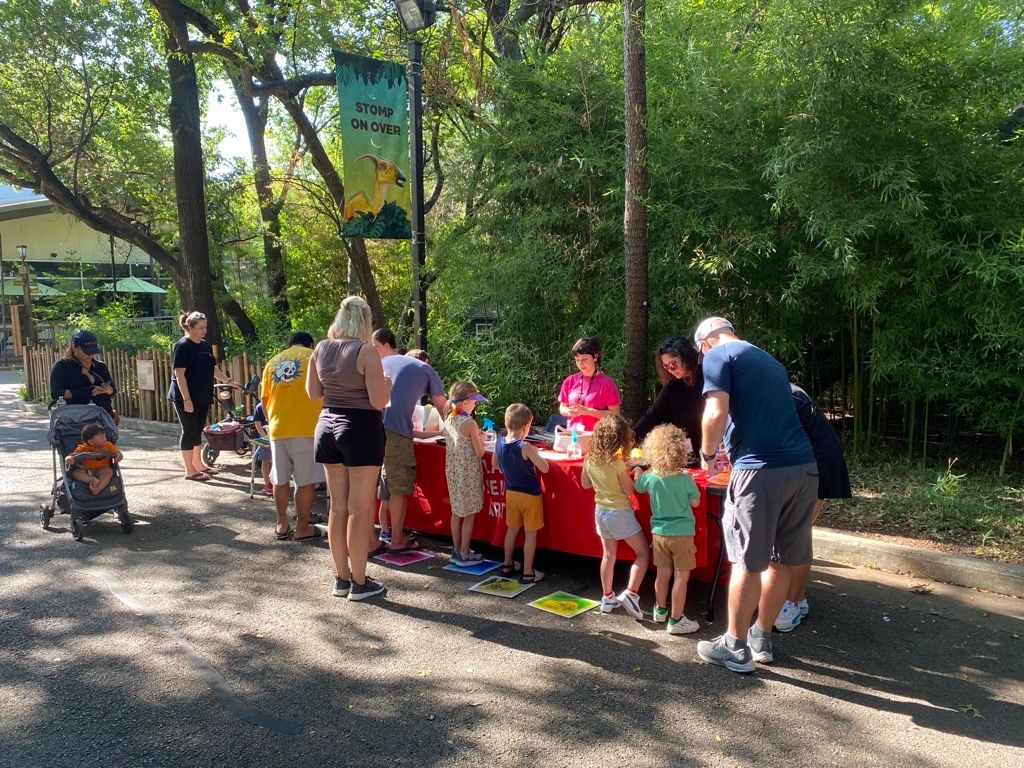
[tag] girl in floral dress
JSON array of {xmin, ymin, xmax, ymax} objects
[{"xmin": 443, "ymin": 381, "xmax": 488, "ymax": 566}]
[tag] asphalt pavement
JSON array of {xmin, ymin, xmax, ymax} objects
[{"xmin": 1, "ymin": 370, "xmax": 1022, "ymax": 768}]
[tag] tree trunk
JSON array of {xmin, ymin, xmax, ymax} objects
[
  {"xmin": 233, "ymin": 81, "xmax": 290, "ymax": 321},
  {"xmin": 621, "ymin": 0, "xmax": 649, "ymax": 421},
  {"xmin": 157, "ymin": 0, "xmax": 223, "ymax": 351}
]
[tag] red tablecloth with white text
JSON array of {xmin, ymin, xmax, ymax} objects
[{"xmin": 402, "ymin": 441, "xmax": 725, "ymax": 582}]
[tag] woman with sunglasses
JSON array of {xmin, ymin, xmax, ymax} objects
[{"xmin": 633, "ymin": 337, "xmax": 703, "ymax": 461}]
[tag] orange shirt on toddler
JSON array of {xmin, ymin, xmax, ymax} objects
[{"xmin": 69, "ymin": 441, "xmax": 118, "ymax": 470}]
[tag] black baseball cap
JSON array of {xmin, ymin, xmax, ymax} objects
[{"xmin": 72, "ymin": 330, "xmax": 101, "ymax": 355}]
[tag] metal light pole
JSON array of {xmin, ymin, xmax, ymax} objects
[
  {"xmin": 394, "ymin": 0, "xmax": 445, "ymax": 353},
  {"xmin": 109, "ymin": 234, "xmax": 117, "ymax": 297},
  {"xmin": 0, "ymin": 234, "xmax": 6, "ymax": 364},
  {"xmin": 16, "ymin": 245, "xmax": 37, "ymax": 347},
  {"xmin": 408, "ymin": 39, "xmax": 428, "ymax": 352}
]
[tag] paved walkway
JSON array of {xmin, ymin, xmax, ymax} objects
[{"xmin": 1, "ymin": 370, "xmax": 1022, "ymax": 767}]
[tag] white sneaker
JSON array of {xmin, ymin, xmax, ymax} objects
[
  {"xmin": 797, "ymin": 598, "xmax": 810, "ymax": 618},
  {"xmin": 600, "ymin": 595, "xmax": 619, "ymax": 613},
  {"xmin": 616, "ymin": 590, "xmax": 643, "ymax": 620},
  {"xmin": 667, "ymin": 616, "xmax": 700, "ymax": 635},
  {"xmin": 774, "ymin": 600, "xmax": 802, "ymax": 632},
  {"xmin": 747, "ymin": 627, "xmax": 774, "ymax": 663}
]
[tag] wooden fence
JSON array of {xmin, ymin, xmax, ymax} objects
[{"xmin": 24, "ymin": 345, "xmax": 267, "ymax": 424}]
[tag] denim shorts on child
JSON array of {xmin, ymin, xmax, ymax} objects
[{"xmin": 594, "ymin": 506, "xmax": 642, "ymax": 540}]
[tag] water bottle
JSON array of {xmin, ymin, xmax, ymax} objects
[
  {"xmin": 566, "ymin": 430, "xmax": 582, "ymax": 460},
  {"xmin": 482, "ymin": 418, "xmax": 497, "ymax": 452},
  {"xmin": 233, "ymin": 403, "xmax": 244, "ymax": 420},
  {"xmin": 55, "ymin": 396, "xmax": 66, "ymax": 409}
]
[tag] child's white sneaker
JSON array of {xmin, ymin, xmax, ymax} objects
[
  {"xmin": 599, "ymin": 594, "xmax": 619, "ymax": 613},
  {"xmin": 616, "ymin": 589, "xmax": 643, "ymax": 620},
  {"xmin": 667, "ymin": 616, "xmax": 700, "ymax": 635},
  {"xmin": 652, "ymin": 606, "xmax": 669, "ymax": 623}
]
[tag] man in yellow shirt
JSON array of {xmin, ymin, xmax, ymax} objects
[{"xmin": 261, "ymin": 332, "xmax": 324, "ymax": 541}]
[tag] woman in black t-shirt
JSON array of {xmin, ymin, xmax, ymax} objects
[
  {"xmin": 168, "ymin": 311, "xmax": 237, "ymax": 481},
  {"xmin": 49, "ymin": 330, "xmax": 117, "ymax": 416}
]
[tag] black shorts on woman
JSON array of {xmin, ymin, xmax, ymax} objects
[{"xmin": 314, "ymin": 407, "xmax": 385, "ymax": 466}]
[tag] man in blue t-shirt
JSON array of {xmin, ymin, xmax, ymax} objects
[
  {"xmin": 693, "ymin": 317, "xmax": 818, "ymax": 674},
  {"xmin": 372, "ymin": 329, "xmax": 447, "ymax": 553}
]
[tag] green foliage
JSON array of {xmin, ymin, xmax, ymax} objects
[
  {"xmin": 64, "ymin": 299, "xmax": 174, "ymax": 353},
  {"xmin": 341, "ymin": 201, "xmax": 412, "ymax": 239},
  {"xmin": 826, "ymin": 453, "xmax": 1024, "ymax": 563}
]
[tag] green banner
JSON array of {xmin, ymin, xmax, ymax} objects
[{"xmin": 334, "ymin": 51, "xmax": 412, "ymax": 239}]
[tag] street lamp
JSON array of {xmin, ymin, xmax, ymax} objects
[
  {"xmin": 16, "ymin": 244, "xmax": 37, "ymax": 347},
  {"xmin": 393, "ymin": 0, "xmax": 444, "ymax": 33},
  {"xmin": 393, "ymin": 0, "xmax": 447, "ymax": 352},
  {"xmin": 0, "ymin": 235, "xmax": 6, "ymax": 364}
]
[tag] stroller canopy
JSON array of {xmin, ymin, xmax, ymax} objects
[{"xmin": 49, "ymin": 404, "xmax": 119, "ymax": 455}]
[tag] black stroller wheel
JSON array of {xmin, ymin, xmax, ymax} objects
[
  {"xmin": 201, "ymin": 442, "xmax": 220, "ymax": 468},
  {"xmin": 118, "ymin": 504, "xmax": 133, "ymax": 534},
  {"xmin": 39, "ymin": 504, "xmax": 52, "ymax": 530},
  {"xmin": 71, "ymin": 516, "xmax": 85, "ymax": 542}
]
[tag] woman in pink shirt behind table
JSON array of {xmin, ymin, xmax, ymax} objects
[{"xmin": 557, "ymin": 337, "xmax": 622, "ymax": 432}]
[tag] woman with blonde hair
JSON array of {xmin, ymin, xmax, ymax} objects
[{"xmin": 307, "ymin": 296, "xmax": 391, "ymax": 602}]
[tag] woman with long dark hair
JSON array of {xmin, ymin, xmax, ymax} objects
[
  {"xmin": 49, "ymin": 330, "xmax": 116, "ymax": 416},
  {"xmin": 633, "ymin": 336, "xmax": 704, "ymax": 456}
]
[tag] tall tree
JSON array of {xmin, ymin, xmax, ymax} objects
[
  {"xmin": 622, "ymin": 0, "xmax": 649, "ymax": 420},
  {"xmin": 0, "ymin": 0, "xmax": 257, "ymax": 349},
  {"xmin": 150, "ymin": 0, "xmax": 225, "ymax": 348}
]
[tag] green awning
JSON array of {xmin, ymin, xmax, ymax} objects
[
  {"xmin": 0, "ymin": 277, "xmax": 64, "ymax": 297},
  {"xmin": 98, "ymin": 276, "xmax": 167, "ymax": 294}
]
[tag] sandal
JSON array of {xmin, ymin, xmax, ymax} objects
[
  {"xmin": 202, "ymin": 466, "xmax": 221, "ymax": 475},
  {"xmin": 292, "ymin": 529, "xmax": 323, "ymax": 542},
  {"xmin": 275, "ymin": 527, "xmax": 292, "ymax": 541},
  {"xmin": 500, "ymin": 561, "xmax": 520, "ymax": 577},
  {"xmin": 186, "ymin": 473, "xmax": 211, "ymax": 482},
  {"xmin": 519, "ymin": 569, "xmax": 545, "ymax": 583},
  {"xmin": 387, "ymin": 538, "xmax": 421, "ymax": 554}
]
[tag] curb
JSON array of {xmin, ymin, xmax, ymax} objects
[
  {"xmin": 814, "ymin": 528, "xmax": 1024, "ymax": 599},
  {"xmin": 15, "ymin": 401, "xmax": 182, "ymax": 438}
]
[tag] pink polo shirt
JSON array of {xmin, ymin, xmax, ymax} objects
[{"xmin": 558, "ymin": 371, "xmax": 621, "ymax": 431}]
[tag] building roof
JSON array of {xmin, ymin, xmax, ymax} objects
[
  {"xmin": 0, "ymin": 184, "xmax": 52, "ymax": 221},
  {"xmin": 98, "ymin": 276, "xmax": 166, "ymax": 294},
  {"xmin": 0, "ymin": 277, "xmax": 64, "ymax": 296}
]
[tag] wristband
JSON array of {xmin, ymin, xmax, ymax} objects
[{"xmin": 700, "ymin": 451, "xmax": 716, "ymax": 463}]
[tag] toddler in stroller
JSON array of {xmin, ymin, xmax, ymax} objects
[
  {"xmin": 40, "ymin": 403, "xmax": 133, "ymax": 541},
  {"xmin": 66, "ymin": 423, "xmax": 124, "ymax": 495}
]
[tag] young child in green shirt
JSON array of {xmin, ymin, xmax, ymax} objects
[{"xmin": 633, "ymin": 424, "xmax": 701, "ymax": 634}]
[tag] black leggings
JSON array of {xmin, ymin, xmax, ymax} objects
[{"xmin": 173, "ymin": 402, "xmax": 210, "ymax": 450}]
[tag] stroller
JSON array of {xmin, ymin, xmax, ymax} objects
[
  {"xmin": 39, "ymin": 403, "xmax": 133, "ymax": 541},
  {"xmin": 201, "ymin": 374, "xmax": 262, "ymax": 467}
]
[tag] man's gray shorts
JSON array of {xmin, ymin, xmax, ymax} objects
[
  {"xmin": 723, "ymin": 462, "xmax": 818, "ymax": 572},
  {"xmin": 269, "ymin": 437, "xmax": 324, "ymax": 488}
]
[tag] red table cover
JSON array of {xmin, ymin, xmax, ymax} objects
[{"xmin": 402, "ymin": 441, "xmax": 725, "ymax": 582}]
